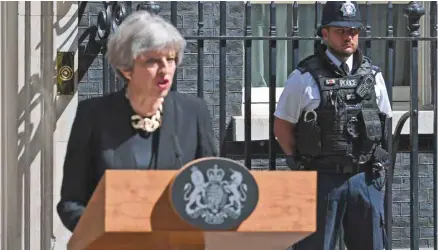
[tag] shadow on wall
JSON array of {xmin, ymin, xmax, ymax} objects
[
  {"xmin": 76, "ymin": 2, "xmax": 104, "ymax": 86},
  {"xmin": 14, "ymin": 2, "xmax": 81, "ymax": 250}
]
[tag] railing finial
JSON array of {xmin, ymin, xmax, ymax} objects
[
  {"xmin": 136, "ymin": 1, "xmax": 161, "ymax": 14},
  {"xmin": 96, "ymin": 1, "xmax": 162, "ymax": 43},
  {"xmin": 403, "ymin": 1, "xmax": 425, "ymax": 37}
]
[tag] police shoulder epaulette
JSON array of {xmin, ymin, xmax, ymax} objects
[
  {"xmin": 296, "ymin": 54, "xmax": 317, "ymax": 73},
  {"xmin": 362, "ymin": 55, "xmax": 372, "ymax": 64},
  {"xmin": 371, "ymin": 65, "xmax": 381, "ymax": 73},
  {"xmin": 362, "ymin": 55, "xmax": 381, "ymax": 72},
  {"xmin": 297, "ymin": 67, "xmax": 306, "ymax": 73}
]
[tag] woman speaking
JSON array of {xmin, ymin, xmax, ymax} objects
[{"xmin": 57, "ymin": 11, "xmax": 217, "ymax": 232}]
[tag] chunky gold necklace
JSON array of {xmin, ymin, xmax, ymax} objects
[{"xmin": 126, "ymin": 92, "xmax": 163, "ymax": 133}]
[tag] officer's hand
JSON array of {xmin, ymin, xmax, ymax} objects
[{"xmin": 286, "ymin": 155, "xmax": 300, "ymax": 170}]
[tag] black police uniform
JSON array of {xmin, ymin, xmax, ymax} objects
[{"xmin": 288, "ymin": 2, "xmax": 391, "ymax": 250}]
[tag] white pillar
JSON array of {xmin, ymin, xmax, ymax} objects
[
  {"xmin": 41, "ymin": 2, "xmax": 55, "ymax": 250},
  {"xmin": 52, "ymin": 2, "xmax": 79, "ymax": 250},
  {"xmin": 0, "ymin": 1, "xmax": 20, "ymax": 250},
  {"xmin": 0, "ymin": 2, "xmax": 79, "ymax": 249}
]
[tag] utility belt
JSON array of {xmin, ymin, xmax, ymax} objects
[
  {"xmin": 301, "ymin": 156, "xmax": 359, "ymax": 174},
  {"xmin": 296, "ymin": 106, "xmax": 389, "ymax": 173},
  {"xmin": 300, "ymin": 145, "xmax": 390, "ymax": 175},
  {"xmin": 304, "ymin": 164, "xmax": 358, "ymax": 174}
]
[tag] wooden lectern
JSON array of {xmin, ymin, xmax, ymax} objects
[{"xmin": 67, "ymin": 158, "xmax": 317, "ymax": 250}]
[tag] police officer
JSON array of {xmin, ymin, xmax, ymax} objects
[{"xmin": 274, "ymin": 2, "xmax": 392, "ymax": 250}]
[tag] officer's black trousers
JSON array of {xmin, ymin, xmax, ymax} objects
[{"xmin": 294, "ymin": 168, "xmax": 387, "ymax": 250}]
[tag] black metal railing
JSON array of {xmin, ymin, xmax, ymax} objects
[{"xmin": 81, "ymin": 1, "xmax": 437, "ymax": 249}]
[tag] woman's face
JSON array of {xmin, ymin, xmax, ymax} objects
[{"xmin": 122, "ymin": 48, "xmax": 177, "ymax": 98}]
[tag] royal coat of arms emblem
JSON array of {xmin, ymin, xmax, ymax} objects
[
  {"xmin": 183, "ymin": 164, "xmax": 248, "ymax": 224},
  {"xmin": 170, "ymin": 157, "xmax": 259, "ymax": 230}
]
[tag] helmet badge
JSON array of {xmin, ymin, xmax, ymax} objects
[{"xmin": 340, "ymin": 1, "xmax": 356, "ymax": 17}]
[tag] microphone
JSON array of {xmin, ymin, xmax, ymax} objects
[{"xmin": 172, "ymin": 134, "xmax": 183, "ymax": 168}]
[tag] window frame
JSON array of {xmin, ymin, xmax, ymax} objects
[{"xmin": 242, "ymin": 1, "xmax": 431, "ymax": 111}]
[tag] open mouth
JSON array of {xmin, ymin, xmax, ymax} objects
[{"xmin": 157, "ymin": 79, "xmax": 170, "ymax": 90}]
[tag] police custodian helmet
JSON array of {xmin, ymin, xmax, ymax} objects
[{"xmin": 317, "ymin": 1, "xmax": 363, "ymax": 37}]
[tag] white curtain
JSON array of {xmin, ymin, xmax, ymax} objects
[
  {"xmin": 250, "ymin": 4, "xmax": 312, "ymax": 87},
  {"xmin": 249, "ymin": 2, "xmax": 426, "ymax": 89}
]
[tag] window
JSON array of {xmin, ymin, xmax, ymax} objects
[
  {"xmin": 250, "ymin": 3, "xmax": 314, "ymax": 88},
  {"xmin": 234, "ymin": 1, "xmax": 434, "ymax": 141},
  {"xmin": 247, "ymin": 2, "xmax": 432, "ymax": 107}
]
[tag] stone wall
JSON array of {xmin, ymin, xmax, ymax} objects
[
  {"xmin": 77, "ymin": 2, "xmax": 434, "ymax": 248},
  {"xmin": 392, "ymin": 152, "xmax": 435, "ymax": 248}
]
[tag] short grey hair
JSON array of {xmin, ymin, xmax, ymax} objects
[{"xmin": 107, "ymin": 11, "xmax": 186, "ymax": 74}]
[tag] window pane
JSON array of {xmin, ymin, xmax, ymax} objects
[
  {"xmin": 250, "ymin": 4, "xmax": 294, "ymax": 87},
  {"xmin": 249, "ymin": 3, "xmax": 419, "ymax": 88}
]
